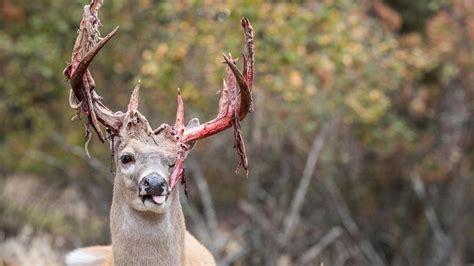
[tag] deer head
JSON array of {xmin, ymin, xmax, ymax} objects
[{"xmin": 63, "ymin": 0, "xmax": 254, "ymax": 215}]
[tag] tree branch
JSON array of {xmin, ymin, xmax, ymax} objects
[
  {"xmin": 299, "ymin": 226, "xmax": 343, "ymax": 264},
  {"xmin": 282, "ymin": 117, "xmax": 339, "ymax": 242}
]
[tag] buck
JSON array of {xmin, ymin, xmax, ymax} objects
[{"xmin": 63, "ymin": 1, "xmax": 254, "ymax": 265}]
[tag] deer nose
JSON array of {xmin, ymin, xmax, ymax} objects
[{"xmin": 139, "ymin": 173, "xmax": 168, "ymax": 196}]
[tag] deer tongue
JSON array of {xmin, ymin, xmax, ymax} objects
[{"xmin": 152, "ymin": 195, "xmax": 166, "ymax": 205}]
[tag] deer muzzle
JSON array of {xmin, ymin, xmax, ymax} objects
[{"xmin": 139, "ymin": 173, "xmax": 169, "ymax": 205}]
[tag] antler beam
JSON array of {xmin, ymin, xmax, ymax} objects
[
  {"xmin": 169, "ymin": 18, "xmax": 255, "ymax": 190},
  {"xmin": 64, "ymin": 0, "xmax": 123, "ymax": 147}
]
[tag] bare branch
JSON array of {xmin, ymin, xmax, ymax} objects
[
  {"xmin": 188, "ymin": 161, "xmax": 218, "ymax": 236},
  {"xmin": 48, "ymin": 133, "xmax": 113, "ymax": 184},
  {"xmin": 299, "ymin": 227, "xmax": 343, "ymax": 264},
  {"xmin": 282, "ymin": 117, "xmax": 339, "ymax": 242},
  {"xmin": 219, "ymin": 225, "xmax": 249, "ymax": 265},
  {"xmin": 238, "ymin": 200, "xmax": 285, "ymax": 246},
  {"xmin": 322, "ymin": 176, "xmax": 385, "ymax": 265},
  {"xmin": 410, "ymin": 171, "xmax": 453, "ymax": 264}
]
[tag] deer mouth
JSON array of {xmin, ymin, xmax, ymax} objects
[{"xmin": 141, "ymin": 194, "xmax": 168, "ymax": 206}]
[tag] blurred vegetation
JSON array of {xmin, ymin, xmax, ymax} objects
[{"xmin": 0, "ymin": 0, "xmax": 473, "ymax": 265}]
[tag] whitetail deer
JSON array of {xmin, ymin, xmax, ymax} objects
[{"xmin": 63, "ymin": 1, "xmax": 254, "ymax": 265}]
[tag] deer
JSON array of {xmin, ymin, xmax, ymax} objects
[{"xmin": 63, "ymin": 1, "xmax": 254, "ymax": 265}]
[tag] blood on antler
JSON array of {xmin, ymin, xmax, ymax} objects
[
  {"xmin": 169, "ymin": 18, "xmax": 255, "ymax": 189},
  {"xmin": 63, "ymin": 0, "xmax": 123, "ymax": 154},
  {"xmin": 64, "ymin": 0, "xmax": 255, "ymax": 189},
  {"xmin": 181, "ymin": 18, "xmax": 254, "ymax": 144}
]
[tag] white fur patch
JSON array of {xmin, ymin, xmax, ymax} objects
[{"xmin": 65, "ymin": 249, "xmax": 104, "ymax": 266}]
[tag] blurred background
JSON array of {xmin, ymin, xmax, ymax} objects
[{"xmin": 0, "ymin": 0, "xmax": 473, "ymax": 265}]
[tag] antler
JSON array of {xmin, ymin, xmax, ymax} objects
[
  {"xmin": 169, "ymin": 18, "xmax": 255, "ymax": 189},
  {"xmin": 65, "ymin": 1, "xmax": 255, "ymax": 189},
  {"xmin": 182, "ymin": 18, "xmax": 254, "ymax": 143},
  {"xmin": 63, "ymin": 0, "xmax": 123, "ymax": 149}
]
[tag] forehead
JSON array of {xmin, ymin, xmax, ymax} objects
[
  {"xmin": 122, "ymin": 138, "xmax": 158, "ymax": 153},
  {"xmin": 117, "ymin": 134, "xmax": 179, "ymax": 158}
]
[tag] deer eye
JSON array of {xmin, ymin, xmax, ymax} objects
[{"xmin": 120, "ymin": 154, "xmax": 134, "ymax": 164}]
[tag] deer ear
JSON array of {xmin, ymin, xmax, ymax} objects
[
  {"xmin": 127, "ymin": 82, "xmax": 140, "ymax": 115},
  {"xmin": 187, "ymin": 118, "xmax": 200, "ymax": 128},
  {"xmin": 185, "ymin": 118, "xmax": 200, "ymax": 150}
]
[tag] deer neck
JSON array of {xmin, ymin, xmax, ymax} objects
[{"xmin": 110, "ymin": 181, "xmax": 185, "ymax": 265}]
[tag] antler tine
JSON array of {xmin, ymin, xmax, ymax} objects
[
  {"xmin": 69, "ymin": 27, "xmax": 119, "ymax": 91},
  {"xmin": 168, "ymin": 88, "xmax": 186, "ymax": 190},
  {"xmin": 223, "ymin": 54, "xmax": 252, "ymax": 120},
  {"xmin": 175, "ymin": 88, "xmax": 185, "ymax": 132}
]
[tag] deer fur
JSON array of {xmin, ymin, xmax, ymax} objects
[{"xmin": 66, "ymin": 94, "xmax": 215, "ymax": 265}]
